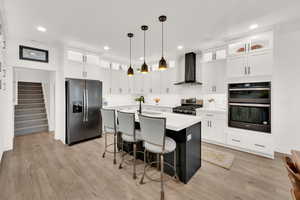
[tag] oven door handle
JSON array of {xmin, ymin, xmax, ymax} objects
[
  {"xmin": 229, "ymin": 88, "xmax": 270, "ymax": 91},
  {"xmin": 229, "ymin": 103, "xmax": 270, "ymax": 107}
]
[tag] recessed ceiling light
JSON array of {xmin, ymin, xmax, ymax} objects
[
  {"xmin": 177, "ymin": 45, "xmax": 183, "ymax": 50},
  {"xmin": 104, "ymin": 46, "xmax": 110, "ymax": 50},
  {"xmin": 249, "ymin": 24, "xmax": 258, "ymax": 30},
  {"xmin": 37, "ymin": 26, "xmax": 47, "ymax": 32},
  {"xmin": 139, "ymin": 57, "xmax": 144, "ymax": 60}
]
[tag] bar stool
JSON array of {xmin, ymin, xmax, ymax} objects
[
  {"xmin": 117, "ymin": 111, "xmax": 144, "ymax": 179},
  {"xmin": 138, "ymin": 114, "xmax": 178, "ymax": 200},
  {"xmin": 101, "ymin": 108, "xmax": 118, "ymax": 164}
]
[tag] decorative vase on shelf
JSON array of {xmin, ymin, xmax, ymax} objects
[{"xmin": 154, "ymin": 97, "xmax": 160, "ymax": 105}]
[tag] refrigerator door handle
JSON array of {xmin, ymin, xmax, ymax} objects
[
  {"xmin": 86, "ymin": 89, "xmax": 89, "ymax": 122},
  {"xmin": 83, "ymin": 86, "xmax": 86, "ymax": 122}
]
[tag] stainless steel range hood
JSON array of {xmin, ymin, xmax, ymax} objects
[{"xmin": 174, "ymin": 52, "xmax": 202, "ymax": 85}]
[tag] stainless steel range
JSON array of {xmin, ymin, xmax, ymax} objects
[{"xmin": 173, "ymin": 98, "xmax": 203, "ymax": 115}]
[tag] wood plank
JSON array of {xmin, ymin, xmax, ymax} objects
[{"xmin": 0, "ymin": 132, "xmax": 291, "ymax": 200}]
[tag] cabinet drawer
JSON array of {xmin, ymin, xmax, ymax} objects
[
  {"xmin": 246, "ymin": 134, "xmax": 273, "ymax": 155},
  {"xmin": 227, "ymin": 132, "xmax": 245, "ymax": 148},
  {"xmin": 201, "ymin": 112, "xmax": 226, "ymax": 120}
]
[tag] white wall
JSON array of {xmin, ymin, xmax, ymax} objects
[
  {"xmin": 0, "ymin": 1, "xmax": 13, "ymax": 160},
  {"xmin": 6, "ymin": 39, "xmax": 58, "ymax": 71},
  {"xmin": 0, "ymin": 37, "xmax": 63, "ymax": 154},
  {"xmin": 273, "ymin": 19, "xmax": 300, "ymax": 154}
]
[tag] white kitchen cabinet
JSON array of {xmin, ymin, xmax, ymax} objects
[
  {"xmin": 226, "ymin": 131, "xmax": 245, "ymax": 149},
  {"xmin": 143, "ymin": 74, "xmax": 152, "ymax": 94},
  {"xmin": 202, "ymin": 60, "xmax": 226, "ymax": 93},
  {"xmin": 111, "ymin": 69, "xmax": 121, "ymax": 94},
  {"xmin": 119, "ymin": 71, "xmax": 129, "ymax": 94},
  {"xmin": 84, "ymin": 64, "xmax": 100, "ymax": 80},
  {"xmin": 228, "ymin": 41, "xmax": 248, "ymax": 57},
  {"xmin": 150, "ymin": 71, "xmax": 161, "ymax": 94},
  {"xmin": 99, "ymin": 68, "xmax": 111, "ymax": 95},
  {"xmin": 133, "ymin": 73, "xmax": 144, "ymax": 94},
  {"xmin": 202, "ymin": 47, "xmax": 227, "ymax": 63},
  {"xmin": 128, "ymin": 76, "xmax": 134, "ymax": 94},
  {"xmin": 247, "ymin": 51, "xmax": 273, "ymax": 77},
  {"xmin": 64, "ymin": 61, "xmax": 85, "ymax": 79},
  {"xmin": 226, "ymin": 128, "xmax": 274, "ymax": 157},
  {"xmin": 226, "ymin": 55, "xmax": 247, "ymax": 78},
  {"xmin": 64, "ymin": 50, "xmax": 102, "ymax": 80},
  {"xmin": 199, "ymin": 111, "xmax": 226, "ymax": 144},
  {"xmin": 227, "ymin": 51, "xmax": 273, "ymax": 78},
  {"xmin": 248, "ymin": 32, "xmax": 273, "ymax": 53},
  {"xmin": 227, "ymin": 31, "xmax": 273, "ymax": 78},
  {"xmin": 160, "ymin": 68, "xmax": 177, "ymax": 94}
]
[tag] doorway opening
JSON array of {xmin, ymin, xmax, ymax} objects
[{"xmin": 13, "ymin": 68, "xmax": 55, "ymax": 136}]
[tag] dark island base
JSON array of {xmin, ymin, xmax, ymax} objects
[{"xmin": 117, "ymin": 122, "xmax": 201, "ymax": 184}]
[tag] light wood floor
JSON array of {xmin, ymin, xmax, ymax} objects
[{"xmin": 0, "ymin": 132, "xmax": 291, "ymax": 200}]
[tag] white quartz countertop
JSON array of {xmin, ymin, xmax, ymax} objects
[
  {"xmin": 117, "ymin": 109, "xmax": 202, "ymax": 132},
  {"xmin": 104, "ymin": 104, "xmax": 178, "ymax": 109}
]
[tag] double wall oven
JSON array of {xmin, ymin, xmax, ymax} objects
[{"xmin": 228, "ymin": 82, "xmax": 271, "ymax": 133}]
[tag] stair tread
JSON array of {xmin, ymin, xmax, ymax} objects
[
  {"xmin": 15, "ymin": 118, "xmax": 48, "ymax": 124},
  {"xmin": 18, "ymin": 99, "xmax": 44, "ymax": 101},
  {"xmin": 15, "ymin": 113, "xmax": 47, "ymax": 117},
  {"xmin": 15, "ymin": 107, "xmax": 46, "ymax": 111},
  {"xmin": 15, "ymin": 124, "xmax": 48, "ymax": 131},
  {"xmin": 16, "ymin": 103, "xmax": 45, "ymax": 106}
]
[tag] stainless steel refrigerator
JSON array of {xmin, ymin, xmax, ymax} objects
[{"xmin": 65, "ymin": 79, "xmax": 102, "ymax": 145}]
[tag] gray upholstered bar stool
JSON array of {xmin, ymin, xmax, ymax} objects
[
  {"xmin": 117, "ymin": 111, "xmax": 144, "ymax": 179},
  {"xmin": 101, "ymin": 108, "xmax": 118, "ymax": 164},
  {"xmin": 139, "ymin": 114, "xmax": 178, "ymax": 200}
]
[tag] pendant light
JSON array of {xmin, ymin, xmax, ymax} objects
[
  {"xmin": 158, "ymin": 15, "xmax": 168, "ymax": 70},
  {"xmin": 140, "ymin": 25, "xmax": 149, "ymax": 74},
  {"xmin": 127, "ymin": 33, "xmax": 134, "ymax": 76}
]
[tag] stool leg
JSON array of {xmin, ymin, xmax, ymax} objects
[
  {"xmin": 113, "ymin": 132, "xmax": 117, "ymax": 164},
  {"xmin": 133, "ymin": 143, "xmax": 137, "ymax": 179},
  {"xmin": 102, "ymin": 132, "xmax": 107, "ymax": 158},
  {"xmin": 139, "ymin": 149, "xmax": 147, "ymax": 184},
  {"xmin": 119, "ymin": 139, "xmax": 125, "ymax": 169},
  {"xmin": 160, "ymin": 153, "xmax": 165, "ymax": 200}
]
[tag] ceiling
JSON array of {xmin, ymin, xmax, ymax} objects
[{"xmin": 3, "ymin": 0, "xmax": 300, "ymax": 63}]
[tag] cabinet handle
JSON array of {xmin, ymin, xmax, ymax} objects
[
  {"xmin": 207, "ymin": 121, "xmax": 209, "ymax": 127},
  {"xmin": 232, "ymin": 139, "xmax": 240, "ymax": 143},
  {"xmin": 209, "ymin": 121, "xmax": 212, "ymax": 127},
  {"xmin": 248, "ymin": 66, "xmax": 250, "ymax": 75},
  {"xmin": 248, "ymin": 43, "xmax": 250, "ymax": 52},
  {"xmin": 206, "ymin": 114, "xmax": 213, "ymax": 117},
  {"xmin": 254, "ymin": 144, "xmax": 265, "ymax": 148},
  {"xmin": 244, "ymin": 67, "xmax": 247, "ymax": 75}
]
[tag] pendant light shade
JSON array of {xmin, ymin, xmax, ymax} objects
[
  {"xmin": 127, "ymin": 33, "xmax": 134, "ymax": 76},
  {"xmin": 140, "ymin": 25, "xmax": 149, "ymax": 74},
  {"xmin": 158, "ymin": 15, "xmax": 168, "ymax": 70}
]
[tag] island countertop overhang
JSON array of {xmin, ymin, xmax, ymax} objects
[{"xmin": 115, "ymin": 108, "xmax": 202, "ymax": 131}]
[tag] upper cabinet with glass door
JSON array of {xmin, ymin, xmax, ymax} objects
[
  {"xmin": 202, "ymin": 46, "xmax": 227, "ymax": 63},
  {"xmin": 248, "ymin": 31, "xmax": 273, "ymax": 53},
  {"xmin": 228, "ymin": 31, "xmax": 273, "ymax": 57}
]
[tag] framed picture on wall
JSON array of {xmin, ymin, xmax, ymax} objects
[{"xmin": 19, "ymin": 45, "xmax": 49, "ymax": 63}]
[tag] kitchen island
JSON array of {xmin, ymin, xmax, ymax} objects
[{"xmin": 116, "ymin": 108, "xmax": 202, "ymax": 184}]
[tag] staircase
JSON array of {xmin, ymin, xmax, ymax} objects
[{"xmin": 14, "ymin": 82, "xmax": 49, "ymax": 136}]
